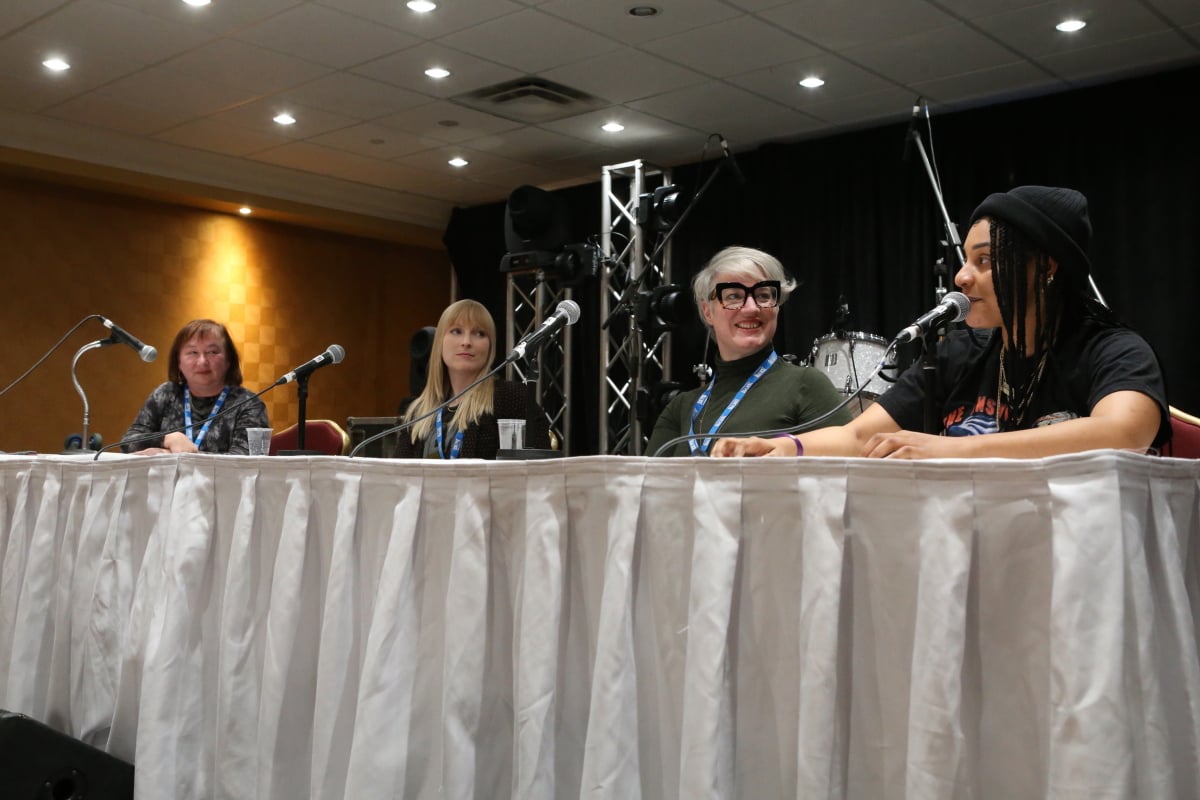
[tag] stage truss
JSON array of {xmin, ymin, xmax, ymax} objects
[
  {"xmin": 504, "ymin": 269, "xmax": 573, "ymax": 455},
  {"xmin": 599, "ymin": 159, "xmax": 673, "ymax": 455}
]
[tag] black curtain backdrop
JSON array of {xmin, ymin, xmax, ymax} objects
[{"xmin": 443, "ymin": 64, "xmax": 1200, "ymax": 456}]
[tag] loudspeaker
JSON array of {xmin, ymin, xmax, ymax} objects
[{"xmin": 0, "ymin": 710, "xmax": 133, "ymax": 799}]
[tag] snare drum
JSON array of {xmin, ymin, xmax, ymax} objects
[{"xmin": 809, "ymin": 332, "xmax": 897, "ymax": 413}]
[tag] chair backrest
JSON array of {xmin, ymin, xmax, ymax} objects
[
  {"xmin": 269, "ymin": 420, "xmax": 350, "ymax": 456},
  {"xmin": 1164, "ymin": 406, "xmax": 1200, "ymax": 459}
]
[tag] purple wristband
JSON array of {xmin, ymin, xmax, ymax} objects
[{"xmin": 772, "ymin": 433, "xmax": 804, "ymax": 456}]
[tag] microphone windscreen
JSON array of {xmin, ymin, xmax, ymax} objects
[
  {"xmin": 558, "ymin": 299, "xmax": 581, "ymax": 325},
  {"xmin": 327, "ymin": 344, "xmax": 346, "ymax": 363},
  {"xmin": 943, "ymin": 292, "xmax": 971, "ymax": 322}
]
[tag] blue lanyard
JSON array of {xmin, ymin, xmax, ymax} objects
[
  {"xmin": 688, "ymin": 351, "xmax": 777, "ymax": 454},
  {"xmin": 183, "ymin": 386, "xmax": 229, "ymax": 449},
  {"xmin": 435, "ymin": 407, "xmax": 464, "ymax": 459}
]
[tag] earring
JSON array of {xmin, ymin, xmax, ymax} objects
[{"xmin": 1047, "ymin": 274, "xmax": 1056, "ymax": 286}]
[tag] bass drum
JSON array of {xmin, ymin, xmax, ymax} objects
[{"xmin": 809, "ymin": 332, "xmax": 898, "ymax": 416}]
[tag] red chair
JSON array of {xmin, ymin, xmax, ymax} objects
[
  {"xmin": 1163, "ymin": 406, "xmax": 1200, "ymax": 459},
  {"xmin": 268, "ymin": 420, "xmax": 350, "ymax": 456}
]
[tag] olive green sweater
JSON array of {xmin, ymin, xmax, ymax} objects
[{"xmin": 645, "ymin": 346, "xmax": 853, "ymax": 457}]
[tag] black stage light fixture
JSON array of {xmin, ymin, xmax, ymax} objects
[
  {"xmin": 500, "ymin": 185, "xmax": 571, "ymax": 273},
  {"xmin": 635, "ymin": 283, "xmax": 689, "ymax": 334},
  {"xmin": 553, "ymin": 242, "xmax": 601, "ymax": 287},
  {"xmin": 637, "ymin": 184, "xmax": 690, "ymax": 232}
]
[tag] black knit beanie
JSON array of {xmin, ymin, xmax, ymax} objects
[{"xmin": 969, "ymin": 186, "xmax": 1092, "ymax": 277}]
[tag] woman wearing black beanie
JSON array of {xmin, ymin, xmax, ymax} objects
[{"xmin": 712, "ymin": 186, "xmax": 1171, "ymax": 459}]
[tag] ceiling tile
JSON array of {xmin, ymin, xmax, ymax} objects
[
  {"xmin": 647, "ymin": 16, "xmax": 821, "ymax": 77},
  {"xmin": 352, "ymin": 42, "xmax": 524, "ymax": 97},
  {"xmin": 308, "ymin": 122, "xmax": 438, "ymax": 159},
  {"xmin": 206, "ymin": 96, "xmax": 360, "ymax": 139},
  {"xmin": 153, "ymin": 117, "xmax": 290, "ymax": 157},
  {"xmin": 843, "ymin": 24, "xmax": 1024, "ymax": 86},
  {"xmin": 459, "ymin": 125, "xmax": 600, "ymax": 162},
  {"xmin": 233, "ymin": 4, "xmax": 420, "ymax": 69},
  {"xmin": 910, "ymin": 61, "xmax": 1060, "ymax": 107},
  {"xmin": 0, "ymin": 32, "xmax": 141, "ymax": 111},
  {"xmin": 628, "ymin": 82, "xmax": 817, "ymax": 143},
  {"xmin": 759, "ymin": 0, "xmax": 960, "ymax": 51},
  {"xmin": 1039, "ymin": 30, "xmax": 1200, "ymax": 81},
  {"xmin": 322, "ymin": 0, "xmax": 525, "ymax": 37},
  {"xmin": 103, "ymin": 0, "xmax": 305, "ymax": 35},
  {"xmin": 539, "ymin": 0, "xmax": 741, "ymax": 44},
  {"xmin": 0, "ymin": 0, "xmax": 71, "ymax": 35},
  {"xmin": 281, "ymin": 73, "xmax": 430, "ymax": 121},
  {"xmin": 438, "ymin": 8, "xmax": 622, "ymax": 74},
  {"xmin": 162, "ymin": 38, "xmax": 329, "ymax": 96},
  {"xmin": 975, "ymin": 0, "xmax": 1172, "ymax": 59},
  {"xmin": 728, "ymin": 54, "xmax": 896, "ymax": 109},
  {"xmin": 374, "ymin": 100, "xmax": 523, "ymax": 143},
  {"xmin": 19, "ymin": 0, "xmax": 213, "ymax": 66},
  {"xmin": 539, "ymin": 47, "xmax": 709, "ymax": 104}
]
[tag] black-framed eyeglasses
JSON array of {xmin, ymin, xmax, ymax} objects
[{"xmin": 710, "ymin": 280, "xmax": 781, "ymax": 310}]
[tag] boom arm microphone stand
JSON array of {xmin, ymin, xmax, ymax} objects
[
  {"xmin": 66, "ymin": 339, "xmax": 109, "ymax": 453},
  {"xmin": 906, "ymin": 115, "xmax": 962, "ymax": 434}
]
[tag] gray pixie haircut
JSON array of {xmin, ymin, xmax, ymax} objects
[{"xmin": 691, "ymin": 246, "xmax": 798, "ymax": 311}]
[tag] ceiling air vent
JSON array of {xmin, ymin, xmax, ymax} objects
[{"xmin": 451, "ymin": 77, "xmax": 607, "ymax": 124}]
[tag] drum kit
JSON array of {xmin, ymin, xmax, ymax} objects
[{"xmin": 802, "ymin": 299, "xmax": 899, "ymax": 416}]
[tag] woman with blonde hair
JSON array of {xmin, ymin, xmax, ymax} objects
[{"xmin": 395, "ymin": 299, "xmax": 550, "ymax": 459}]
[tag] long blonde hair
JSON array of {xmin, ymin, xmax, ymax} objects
[{"xmin": 404, "ymin": 299, "xmax": 497, "ymax": 442}]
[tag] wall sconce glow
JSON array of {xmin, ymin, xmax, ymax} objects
[
  {"xmin": 239, "ymin": 207, "xmax": 252, "ymax": 216},
  {"xmin": 182, "ymin": 0, "xmax": 211, "ymax": 6},
  {"xmin": 1056, "ymin": 19, "xmax": 1086, "ymax": 32},
  {"xmin": 424, "ymin": 67, "xmax": 451, "ymax": 79},
  {"xmin": 601, "ymin": 121, "xmax": 625, "ymax": 133},
  {"xmin": 448, "ymin": 157, "xmax": 469, "ymax": 168},
  {"xmin": 798, "ymin": 76, "xmax": 825, "ymax": 89},
  {"xmin": 42, "ymin": 58, "xmax": 71, "ymax": 72},
  {"xmin": 273, "ymin": 112, "xmax": 296, "ymax": 126},
  {"xmin": 407, "ymin": 1, "xmax": 437, "ymax": 12}
]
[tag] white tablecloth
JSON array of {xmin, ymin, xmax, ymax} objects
[{"xmin": 1, "ymin": 451, "xmax": 1198, "ymax": 799}]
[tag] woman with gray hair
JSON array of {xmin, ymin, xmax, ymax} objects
[{"xmin": 645, "ymin": 246, "xmax": 852, "ymax": 456}]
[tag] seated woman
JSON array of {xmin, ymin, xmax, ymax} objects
[
  {"xmin": 713, "ymin": 186, "xmax": 1171, "ymax": 459},
  {"xmin": 394, "ymin": 299, "xmax": 551, "ymax": 459},
  {"xmin": 645, "ymin": 246, "xmax": 853, "ymax": 456},
  {"xmin": 122, "ymin": 319, "xmax": 269, "ymax": 455}
]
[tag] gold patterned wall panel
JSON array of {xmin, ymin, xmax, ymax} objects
[{"xmin": 0, "ymin": 177, "xmax": 452, "ymax": 453}]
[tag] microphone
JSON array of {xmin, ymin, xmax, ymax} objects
[
  {"xmin": 902, "ymin": 98, "xmax": 923, "ymax": 162},
  {"xmin": 720, "ymin": 137, "xmax": 746, "ymax": 185},
  {"xmin": 276, "ymin": 344, "xmax": 345, "ymax": 385},
  {"xmin": 506, "ymin": 300, "xmax": 581, "ymax": 362},
  {"xmin": 101, "ymin": 317, "xmax": 157, "ymax": 362},
  {"xmin": 894, "ymin": 291, "xmax": 970, "ymax": 344}
]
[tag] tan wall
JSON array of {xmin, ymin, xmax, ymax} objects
[{"xmin": 0, "ymin": 176, "xmax": 452, "ymax": 453}]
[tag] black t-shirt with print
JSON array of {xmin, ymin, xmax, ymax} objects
[{"xmin": 876, "ymin": 322, "xmax": 1170, "ymax": 448}]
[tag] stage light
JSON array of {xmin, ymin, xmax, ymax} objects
[
  {"xmin": 637, "ymin": 184, "xmax": 689, "ymax": 232},
  {"xmin": 635, "ymin": 283, "xmax": 689, "ymax": 334}
]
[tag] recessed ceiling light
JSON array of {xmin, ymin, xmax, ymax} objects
[
  {"xmin": 407, "ymin": 1, "xmax": 437, "ymax": 12},
  {"xmin": 1056, "ymin": 19, "xmax": 1086, "ymax": 32},
  {"xmin": 42, "ymin": 57, "xmax": 70, "ymax": 72},
  {"xmin": 239, "ymin": 207, "xmax": 252, "ymax": 215},
  {"xmin": 424, "ymin": 67, "xmax": 451, "ymax": 79},
  {"xmin": 601, "ymin": 121, "xmax": 625, "ymax": 133},
  {"xmin": 273, "ymin": 112, "xmax": 296, "ymax": 126},
  {"xmin": 182, "ymin": 0, "xmax": 211, "ymax": 7},
  {"xmin": 798, "ymin": 76, "xmax": 825, "ymax": 89},
  {"xmin": 628, "ymin": 6, "xmax": 659, "ymax": 16},
  {"xmin": 448, "ymin": 157, "xmax": 469, "ymax": 167}
]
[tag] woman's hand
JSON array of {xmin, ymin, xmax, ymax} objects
[
  {"xmin": 861, "ymin": 430, "xmax": 970, "ymax": 459},
  {"xmin": 162, "ymin": 432, "xmax": 199, "ymax": 454},
  {"xmin": 710, "ymin": 435, "xmax": 797, "ymax": 457}
]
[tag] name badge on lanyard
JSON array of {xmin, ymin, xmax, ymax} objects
[
  {"xmin": 435, "ymin": 407, "xmax": 464, "ymax": 459},
  {"xmin": 183, "ymin": 386, "xmax": 230, "ymax": 450},
  {"xmin": 688, "ymin": 351, "xmax": 777, "ymax": 454}
]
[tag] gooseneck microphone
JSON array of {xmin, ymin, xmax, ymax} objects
[
  {"xmin": 101, "ymin": 317, "xmax": 157, "ymax": 362},
  {"xmin": 506, "ymin": 300, "xmax": 580, "ymax": 362},
  {"xmin": 276, "ymin": 344, "xmax": 345, "ymax": 385},
  {"xmin": 894, "ymin": 291, "xmax": 971, "ymax": 344},
  {"xmin": 720, "ymin": 137, "xmax": 746, "ymax": 185}
]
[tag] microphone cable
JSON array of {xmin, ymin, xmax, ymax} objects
[
  {"xmin": 0, "ymin": 315, "xmax": 103, "ymax": 399},
  {"xmin": 650, "ymin": 340, "xmax": 901, "ymax": 457}
]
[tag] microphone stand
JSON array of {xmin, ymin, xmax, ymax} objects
[
  {"xmin": 278, "ymin": 373, "xmax": 322, "ymax": 456},
  {"xmin": 907, "ymin": 127, "xmax": 965, "ymax": 273},
  {"xmin": 65, "ymin": 338, "xmax": 118, "ymax": 454}
]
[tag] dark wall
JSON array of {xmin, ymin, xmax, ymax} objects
[{"xmin": 445, "ymin": 64, "xmax": 1200, "ymax": 455}]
